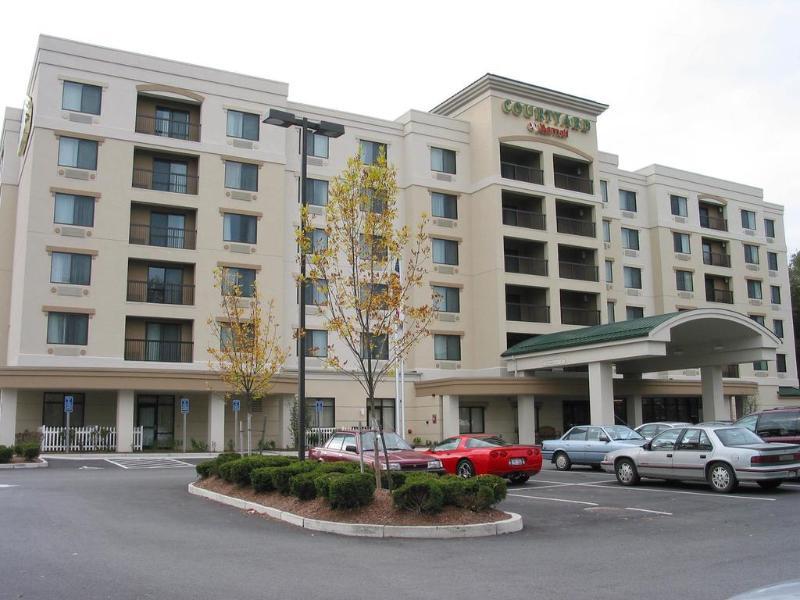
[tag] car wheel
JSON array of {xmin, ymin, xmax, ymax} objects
[
  {"xmin": 757, "ymin": 480, "xmax": 782, "ymax": 490},
  {"xmin": 615, "ymin": 458, "xmax": 639, "ymax": 486},
  {"xmin": 708, "ymin": 462, "xmax": 737, "ymax": 493},
  {"xmin": 508, "ymin": 473, "xmax": 530, "ymax": 485},
  {"xmin": 554, "ymin": 452, "xmax": 572, "ymax": 471},
  {"xmin": 456, "ymin": 459, "xmax": 475, "ymax": 478}
]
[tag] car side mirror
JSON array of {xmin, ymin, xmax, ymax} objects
[
  {"xmin": 599, "ymin": 435, "xmax": 610, "ymax": 443},
  {"xmin": 642, "ymin": 441, "xmax": 652, "ymax": 451},
  {"xmin": 345, "ymin": 445, "xmax": 357, "ymax": 453}
]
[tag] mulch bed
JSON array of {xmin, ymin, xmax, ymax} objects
[
  {"xmin": 7, "ymin": 457, "xmax": 43, "ymax": 464},
  {"xmin": 196, "ymin": 477, "xmax": 508, "ymax": 526}
]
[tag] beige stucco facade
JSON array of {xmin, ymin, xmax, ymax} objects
[{"xmin": 0, "ymin": 36, "xmax": 796, "ymax": 450}]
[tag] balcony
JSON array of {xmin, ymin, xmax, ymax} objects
[
  {"xmin": 560, "ymin": 290, "xmax": 600, "ymax": 326},
  {"xmin": 124, "ymin": 339, "xmax": 193, "ymax": 363},
  {"xmin": 505, "ymin": 285, "xmax": 549, "ymax": 323},
  {"xmin": 504, "ymin": 238, "xmax": 547, "ymax": 276},
  {"xmin": 702, "ymin": 251, "xmax": 731, "ymax": 268},
  {"xmin": 502, "ymin": 190, "xmax": 545, "ymax": 230},
  {"xmin": 558, "ymin": 245, "xmax": 598, "ymax": 282},
  {"xmin": 129, "ymin": 223, "xmax": 197, "ymax": 250},
  {"xmin": 135, "ymin": 114, "xmax": 200, "ymax": 142},
  {"xmin": 132, "ymin": 149, "xmax": 199, "ymax": 195},
  {"xmin": 556, "ymin": 200, "xmax": 595, "ymax": 238},
  {"xmin": 706, "ymin": 288, "xmax": 734, "ymax": 304},
  {"xmin": 699, "ymin": 202, "xmax": 727, "ymax": 231},
  {"xmin": 135, "ymin": 94, "xmax": 201, "ymax": 142},
  {"xmin": 124, "ymin": 317, "xmax": 193, "ymax": 362},
  {"xmin": 553, "ymin": 155, "xmax": 593, "ymax": 194},
  {"xmin": 500, "ymin": 144, "xmax": 543, "ymax": 184},
  {"xmin": 126, "ymin": 280, "xmax": 195, "ymax": 306}
]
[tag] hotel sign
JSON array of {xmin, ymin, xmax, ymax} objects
[{"xmin": 501, "ymin": 98, "xmax": 591, "ymax": 138}]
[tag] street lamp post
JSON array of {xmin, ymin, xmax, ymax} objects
[{"xmin": 263, "ymin": 109, "xmax": 344, "ymax": 460}]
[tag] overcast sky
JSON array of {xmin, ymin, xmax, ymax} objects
[{"xmin": 2, "ymin": 0, "xmax": 798, "ymax": 251}]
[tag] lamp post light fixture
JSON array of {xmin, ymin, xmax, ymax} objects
[{"xmin": 263, "ymin": 109, "xmax": 344, "ymax": 460}]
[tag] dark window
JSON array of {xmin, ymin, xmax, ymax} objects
[
  {"xmin": 744, "ymin": 244, "xmax": 759, "ymax": 265},
  {"xmin": 777, "ymin": 354, "xmax": 787, "ymax": 373},
  {"xmin": 771, "ymin": 285, "xmax": 781, "ymax": 304},
  {"xmin": 619, "ymin": 189, "xmax": 637, "ymax": 212},
  {"xmin": 621, "ymin": 228, "xmax": 639, "ymax": 250},
  {"xmin": 360, "ymin": 333, "xmax": 389, "ymax": 360},
  {"xmin": 226, "ymin": 110, "xmax": 260, "ymax": 141},
  {"xmin": 432, "ymin": 285, "xmax": 460, "ymax": 313},
  {"xmin": 305, "ymin": 397, "xmax": 334, "ymax": 428},
  {"xmin": 767, "ymin": 252, "xmax": 779, "ymax": 271},
  {"xmin": 305, "ymin": 179, "xmax": 329, "ymax": 206},
  {"xmin": 765, "ymin": 219, "xmax": 776, "ymax": 238},
  {"xmin": 431, "ymin": 192, "xmax": 457, "ymax": 219},
  {"xmin": 224, "ymin": 161, "xmax": 258, "ymax": 191},
  {"xmin": 676, "ymin": 270, "xmax": 693, "ymax": 292},
  {"xmin": 62, "ymin": 81, "xmax": 101, "ymax": 115},
  {"xmin": 670, "ymin": 195, "xmax": 688, "ymax": 217},
  {"xmin": 434, "ymin": 334, "xmax": 461, "ymax": 361},
  {"xmin": 222, "ymin": 267, "xmax": 256, "ymax": 297},
  {"xmin": 47, "ymin": 312, "xmax": 88, "ymax": 345},
  {"xmin": 741, "ymin": 210, "xmax": 756, "ymax": 230},
  {"xmin": 432, "ymin": 238, "xmax": 458, "ymax": 265},
  {"xmin": 308, "ymin": 228, "xmax": 328, "ymax": 253},
  {"xmin": 673, "ymin": 232, "xmax": 691, "ymax": 254},
  {"xmin": 223, "ymin": 213, "xmax": 257, "ymax": 244},
  {"xmin": 366, "ymin": 398, "xmax": 396, "ymax": 431},
  {"xmin": 360, "ymin": 140, "xmax": 386, "ymax": 165},
  {"xmin": 624, "ymin": 267, "xmax": 642, "ymax": 289},
  {"xmin": 773, "ymin": 319, "xmax": 784, "ymax": 338},
  {"xmin": 431, "ymin": 147, "xmax": 456, "ymax": 174},
  {"xmin": 58, "ymin": 137, "xmax": 97, "ymax": 170},
  {"xmin": 747, "ymin": 280, "xmax": 762, "ymax": 300},
  {"xmin": 43, "ymin": 392, "xmax": 86, "ymax": 427},
  {"xmin": 756, "ymin": 411, "xmax": 799, "ymax": 437},
  {"xmin": 626, "ymin": 306, "xmax": 644, "ymax": 320},
  {"xmin": 753, "ymin": 360, "xmax": 768, "ymax": 371},
  {"xmin": 300, "ymin": 330, "xmax": 328, "ymax": 358},
  {"xmin": 50, "ymin": 252, "xmax": 91, "ymax": 285},
  {"xmin": 642, "ymin": 397, "xmax": 700, "ymax": 423},
  {"xmin": 54, "ymin": 193, "xmax": 94, "ymax": 227},
  {"xmin": 303, "ymin": 279, "xmax": 328, "ymax": 305},
  {"xmin": 152, "ymin": 159, "xmax": 188, "ymax": 193},
  {"xmin": 308, "ymin": 133, "xmax": 329, "ymax": 159},
  {"xmin": 459, "ymin": 406, "xmax": 484, "ymax": 434},
  {"xmin": 749, "ymin": 314, "xmax": 765, "ymax": 326}
]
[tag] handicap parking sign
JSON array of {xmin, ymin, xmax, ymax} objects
[
  {"xmin": 64, "ymin": 395, "xmax": 74, "ymax": 413},
  {"xmin": 180, "ymin": 398, "xmax": 190, "ymax": 414},
  {"xmin": 232, "ymin": 399, "xmax": 241, "ymax": 412},
  {"xmin": 315, "ymin": 399, "xmax": 324, "ymax": 413}
]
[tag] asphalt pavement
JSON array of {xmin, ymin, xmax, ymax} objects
[{"xmin": 1, "ymin": 459, "xmax": 799, "ymax": 600}]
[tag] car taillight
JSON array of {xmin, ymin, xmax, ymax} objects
[
  {"xmin": 490, "ymin": 450, "xmax": 508, "ymax": 458},
  {"xmin": 751, "ymin": 453, "xmax": 800, "ymax": 465},
  {"xmin": 526, "ymin": 449, "xmax": 533, "ymax": 456}
]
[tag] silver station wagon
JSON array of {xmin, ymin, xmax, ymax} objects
[{"xmin": 601, "ymin": 425, "xmax": 800, "ymax": 493}]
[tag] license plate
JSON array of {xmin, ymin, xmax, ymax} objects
[
  {"xmin": 509, "ymin": 458, "xmax": 525, "ymax": 466},
  {"xmin": 779, "ymin": 455, "xmax": 793, "ymax": 462}
]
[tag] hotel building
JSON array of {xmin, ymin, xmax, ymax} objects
[{"xmin": 0, "ymin": 36, "xmax": 795, "ymax": 451}]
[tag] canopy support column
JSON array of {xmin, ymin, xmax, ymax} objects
[{"xmin": 589, "ymin": 362, "xmax": 615, "ymax": 425}]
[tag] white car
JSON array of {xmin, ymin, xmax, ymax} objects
[
  {"xmin": 634, "ymin": 421, "xmax": 692, "ymax": 440},
  {"xmin": 601, "ymin": 425, "xmax": 800, "ymax": 493}
]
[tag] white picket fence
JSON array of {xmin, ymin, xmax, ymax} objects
[
  {"xmin": 304, "ymin": 426, "xmax": 371, "ymax": 448},
  {"xmin": 41, "ymin": 426, "xmax": 144, "ymax": 452}
]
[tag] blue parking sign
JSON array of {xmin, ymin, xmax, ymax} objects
[
  {"xmin": 315, "ymin": 399, "xmax": 324, "ymax": 414},
  {"xmin": 180, "ymin": 398, "xmax": 190, "ymax": 414},
  {"xmin": 64, "ymin": 395, "xmax": 74, "ymax": 414},
  {"xmin": 232, "ymin": 399, "xmax": 241, "ymax": 412}
]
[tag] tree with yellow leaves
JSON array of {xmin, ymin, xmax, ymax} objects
[{"xmin": 207, "ymin": 267, "xmax": 287, "ymax": 454}]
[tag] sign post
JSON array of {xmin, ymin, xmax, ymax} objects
[
  {"xmin": 180, "ymin": 397, "xmax": 190, "ymax": 453},
  {"xmin": 64, "ymin": 395, "xmax": 74, "ymax": 453},
  {"xmin": 232, "ymin": 399, "xmax": 241, "ymax": 453}
]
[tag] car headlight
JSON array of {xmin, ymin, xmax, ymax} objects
[
  {"xmin": 428, "ymin": 460, "xmax": 443, "ymax": 470},
  {"xmin": 388, "ymin": 462, "xmax": 401, "ymax": 471},
  {"xmin": 602, "ymin": 454, "xmax": 609, "ymax": 462}
]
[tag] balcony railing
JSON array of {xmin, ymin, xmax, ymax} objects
[
  {"xmin": 559, "ymin": 261, "xmax": 599, "ymax": 282},
  {"xmin": 706, "ymin": 288, "xmax": 734, "ymax": 304},
  {"xmin": 561, "ymin": 307, "xmax": 601, "ymax": 326},
  {"xmin": 132, "ymin": 168, "xmax": 198, "ymax": 195},
  {"xmin": 129, "ymin": 223, "xmax": 197, "ymax": 250},
  {"xmin": 723, "ymin": 364, "xmax": 740, "ymax": 378},
  {"xmin": 502, "ymin": 207, "xmax": 546, "ymax": 230},
  {"xmin": 506, "ymin": 302, "xmax": 550, "ymax": 323},
  {"xmin": 703, "ymin": 251, "xmax": 731, "ymax": 268},
  {"xmin": 554, "ymin": 173, "xmax": 593, "ymax": 194},
  {"xmin": 504, "ymin": 255, "xmax": 548, "ymax": 276},
  {"xmin": 135, "ymin": 114, "xmax": 201, "ymax": 142},
  {"xmin": 126, "ymin": 280, "xmax": 195, "ymax": 305},
  {"xmin": 700, "ymin": 214, "xmax": 728, "ymax": 231},
  {"xmin": 556, "ymin": 216, "xmax": 596, "ymax": 238},
  {"xmin": 500, "ymin": 162, "xmax": 544, "ymax": 185},
  {"xmin": 124, "ymin": 339, "xmax": 193, "ymax": 363}
]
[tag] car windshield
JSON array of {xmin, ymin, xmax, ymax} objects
[
  {"xmin": 466, "ymin": 437, "xmax": 509, "ymax": 448},
  {"xmin": 604, "ymin": 426, "xmax": 643, "ymax": 441},
  {"xmin": 715, "ymin": 427, "xmax": 764, "ymax": 447},
  {"xmin": 360, "ymin": 432, "xmax": 412, "ymax": 452}
]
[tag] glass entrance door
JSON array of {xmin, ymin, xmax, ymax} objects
[{"xmin": 136, "ymin": 395, "xmax": 175, "ymax": 449}]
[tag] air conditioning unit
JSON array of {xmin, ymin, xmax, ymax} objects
[
  {"xmin": 432, "ymin": 218, "xmax": 456, "ymax": 228},
  {"xmin": 308, "ymin": 205, "xmax": 325, "ymax": 216},
  {"xmin": 623, "ymin": 250, "xmax": 638, "ymax": 258},
  {"xmin": 673, "ymin": 216, "xmax": 687, "ymax": 224},
  {"xmin": 622, "ymin": 211, "xmax": 635, "ymax": 218},
  {"xmin": 626, "ymin": 289, "xmax": 640, "ymax": 296},
  {"xmin": 675, "ymin": 254, "xmax": 690, "ymax": 261},
  {"xmin": 232, "ymin": 139, "xmax": 254, "ymax": 150},
  {"xmin": 746, "ymin": 264, "xmax": 759, "ymax": 271},
  {"xmin": 435, "ymin": 173, "xmax": 453, "ymax": 182}
]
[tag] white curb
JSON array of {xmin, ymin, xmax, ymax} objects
[
  {"xmin": 188, "ymin": 482, "xmax": 522, "ymax": 538},
  {"xmin": 0, "ymin": 458, "xmax": 49, "ymax": 470}
]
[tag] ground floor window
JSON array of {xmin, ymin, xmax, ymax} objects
[
  {"xmin": 642, "ymin": 397, "xmax": 699, "ymax": 423},
  {"xmin": 305, "ymin": 397, "xmax": 335, "ymax": 428},
  {"xmin": 42, "ymin": 392, "xmax": 85, "ymax": 427},
  {"xmin": 563, "ymin": 400, "xmax": 589, "ymax": 431},
  {"xmin": 136, "ymin": 395, "xmax": 175, "ymax": 449},
  {"xmin": 459, "ymin": 406, "xmax": 485, "ymax": 433},
  {"xmin": 366, "ymin": 398, "xmax": 395, "ymax": 431}
]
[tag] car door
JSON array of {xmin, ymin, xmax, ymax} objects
[
  {"xmin": 431, "ymin": 437, "xmax": 462, "ymax": 473},
  {"xmin": 340, "ymin": 433, "xmax": 359, "ymax": 462},
  {"xmin": 672, "ymin": 428, "xmax": 714, "ymax": 481},
  {"xmin": 584, "ymin": 427, "xmax": 608, "ymax": 463},
  {"xmin": 319, "ymin": 433, "xmax": 345, "ymax": 461},
  {"xmin": 638, "ymin": 428, "xmax": 682, "ymax": 478},
  {"xmin": 562, "ymin": 427, "xmax": 588, "ymax": 463}
]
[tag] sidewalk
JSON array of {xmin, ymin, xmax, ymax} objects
[{"xmin": 42, "ymin": 450, "xmax": 298, "ymax": 460}]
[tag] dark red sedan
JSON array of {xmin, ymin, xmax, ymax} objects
[
  {"xmin": 425, "ymin": 434, "xmax": 542, "ymax": 484},
  {"xmin": 308, "ymin": 430, "xmax": 445, "ymax": 473}
]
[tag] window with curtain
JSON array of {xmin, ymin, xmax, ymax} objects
[
  {"xmin": 764, "ymin": 219, "xmax": 776, "ymax": 238},
  {"xmin": 744, "ymin": 244, "xmax": 759, "ymax": 264},
  {"xmin": 621, "ymin": 228, "xmax": 639, "ymax": 250},
  {"xmin": 675, "ymin": 270, "xmax": 693, "ymax": 292},
  {"xmin": 600, "ymin": 180, "xmax": 608, "ymax": 203},
  {"xmin": 749, "ymin": 314, "xmax": 766, "ymax": 326},
  {"xmin": 605, "ymin": 260, "xmax": 613, "ymax": 283},
  {"xmin": 673, "ymin": 232, "xmax": 690, "ymax": 254},
  {"xmin": 774, "ymin": 319, "xmax": 784, "ymax": 338},
  {"xmin": 50, "ymin": 252, "xmax": 91, "ymax": 285},
  {"xmin": 624, "ymin": 267, "xmax": 642, "ymax": 289},
  {"xmin": 771, "ymin": 286, "xmax": 781, "ymax": 304},
  {"xmin": 430, "ymin": 147, "xmax": 456, "ymax": 174},
  {"xmin": 432, "ymin": 238, "xmax": 458, "ymax": 265},
  {"xmin": 359, "ymin": 140, "xmax": 386, "ymax": 165},
  {"xmin": 300, "ymin": 330, "xmax": 328, "ymax": 358},
  {"xmin": 432, "ymin": 285, "xmax": 460, "ymax": 313},
  {"xmin": 305, "ymin": 179, "xmax": 329, "ymax": 206},
  {"xmin": 54, "ymin": 193, "xmax": 94, "ymax": 227},
  {"xmin": 47, "ymin": 312, "xmax": 89, "ymax": 345},
  {"xmin": 434, "ymin": 334, "xmax": 461, "ymax": 361},
  {"xmin": 626, "ymin": 306, "xmax": 644, "ymax": 320},
  {"xmin": 741, "ymin": 210, "xmax": 757, "ymax": 230},
  {"xmin": 619, "ymin": 189, "xmax": 637, "ymax": 212},
  {"xmin": 58, "ymin": 137, "xmax": 97, "ymax": 170},
  {"xmin": 360, "ymin": 333, "xmax": 389, "ymax": 360},
  {"xmin": 602, "ymin": 220, "xmax": 611, "ymax": 243},
  {"xmin": 607, "ymin": 301, "xmax": 615, "ymax": 324},
  {"xmin": 307, "ymin": 133, "xmax": 330, "ymax": 158},
  {"xmin": 431, "ymin": 192, "xmax": 457, "ymax": 219},
  {"xmin": 308, "ymin": 228, "xmax": 328, "ymax": 253},
  {"xmin": 222, "ymin": 267, "xmax": 256, "ymax": 297},
  {"xmin": 61, "ymin": 81, "xmax": 101, "ymax": 114},
  {"xmin": 670, "ymin": 195, "xmax": 688, "ymax": 217},
  {"xmin": 223, "ymin": 213, "xmax": 257, "ymax": 244},
  {"xmin": 224, "ymin": 161, "xmax": 258, "ymax": 191},
  {"xmin": 753, "ymin": 360, "xmax": 768, "ymax": 372},
  {"xmin": 767, "ymin": 252, "xmax": 779, "ymax": 271},
  {"xmin": 226, "ymin": 110, "xmax": 260, "ymax": 141},
  {"xmin": 746, "ymin": 280, "xmax": 762, "ymax": 299}
]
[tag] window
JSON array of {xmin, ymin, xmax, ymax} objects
[
  {"xmin": 619, "ymin": 189, "xmax": 637, "ymax": 212},
  {"xmin": 670, "ymin": 195, "xmax": 688, "ymax": 217},
  {"xmin": 224, "ymin": 161, "xmax": 258, "ymax": 191},
  {"xmin": 432, "ymin": 285, "xmax": 460, "ymax": 313},
  {"xmin": 777, "ymin": 354, "xmax": 787, "ymax": 373},
  {"xmin": 54, "ymin": 193, "xmax": 94, "ymax": 227},
  {"xmin": 651, "ymin": 428, "xmax": 681, "ymax": 451},
  {"xmin": 431, "ymin": 192, "xmax": 457, "ymax": 219},
  {"xmin": 676, "ymin": 270, "xmax": 693, "ymax": 292},
  {"xmin": 624, "ymin": 266, "xmax": 642, "ymax": 289},
  {"xmin": 432, "ymin": 238, "xmax": 458, "ymax": 265},
  {"xmin": 43, "ymin": 392, "xmax": 86, "ymax": 427},
  {"xmin": 359, "ymin": 140, "xmax": 386, "ymax": 165},
  {"xmin": 747, "ymin": 280, "xmax": 762, "ymax": 300},
  {"xmin": 366, "ymin": 398, "xmax": 395, "ymax": 431},
  {"xmin": 774, "ymin": 319, "xmax": 784, "ymax": 339},
  {"xmin": 626, "ymin": 306, "xmax": 644, "ymax": 320},
  {"xmin": 606, "ymin": 301, "xmax": 615, "ymax": 324},
  {"xmin": 765, "ymin": 218, "xmax": 776, "ymax": 238},
  {"xmin": 307, "ymin": 132, "xmax": 329, "ymax": 159},
  {"xmin": 226, "ymin": 110, "xmax": 259, "ymax": 141},
  {"xmin": 744, "ymin": 244, "xmax": 759, "ymax": 265},
  {"xmin": 303, "ymin": 279, "xmax": 328, "ymax": 306},
  {"xmin": 605, "ymin": 260, "xmax": 613, "ymax": 283},
  {"xmin": 565, "ymin": 427, "xmax": 587, "ymax": 441},
  {"xmin": 360, "ymin": 333, "xmax": 389, "ymax": 360},
  {"xmin": 61, "ymin": 81, "xmax": 101, "ymax": 115},
  {"xmin": 741, "ymin": 209, "xmax": 756, "ymax": 230},
  {"xmin": 459, "ymin": 406, "xmax": 484, "ymax": 434},
  {"xmin": 602, "ymin": 220, "xmax": 611, "ymax": 243},
  {"xmin": 47, "ymin": 312, "xmax": 88, "ymax": 345},
  {"xmin": 301, "ymin": 330, "xmax": 328, "ymax": 358},
  {"xmin": 621, "ymin": 228, "xmax": 639, "ymax": 250},
  {"xmin": 50, "ymin": 252, "xmax": 91, "ymax": 285},
  {"xmin": 152, "ymin": 159, "xmax": 188, "ymax": 193},
  {"xmin": 434, "ymin": 334, "xmax": 461, "ymax": 361},
  {"xmin": 430, "ymin": 147, "xmax": 456, "ymax": 174},
  {"xmin": 677, "ymin": 429, "xmax": 713, "ymax": 451},
  {"xmin": 358, "ymin": 234, "xmax": 388, "ymax": 261},
  {"xmin": 58, "ymin": 137, "xmax": 97, "ymax": 170},
  {"xmin": 222, "ymin": 267, "xmax": 256, "ymax": 297},
  {"xmin": 767, "ymin": 252, "xmax": 779, "ymax": 271},
  {"xmin": 306, "ymin": 398, "xmax": 334, "ymax": 428},
  {"xmin": 305, "ymin": 179, "xmax": 329, "ymax": 206},
  {"xmin": 154, "ymin": 107, "xmax": 190, "ymax": 139},
  {"xmin": 771, "ymin": 285, "xmax": 781, "ymax": 304},
  {"xmin": 223, "ymin": 213, "xmax": 257, "ymax": 244},
  {"xmin": 600, "ymin": 180, "xmax": 608, "ymax": 203},
  {"xmin": 308, "ymin": 228, "xmax": 328, "ymax": 253},
  {"xmin": 753, "ymin": 360, "xmax": 768, "ymax": 372},
  {"xmin": 749, "ymin": 314, "xmax": 765, "ymax": 327},
  {"xmin": 756, "ymin": 411, "xmax": 800, "ymax": 438},
  {"xmin": 673, "ymin": 232, "xmax": 690, "ymax": 254}
]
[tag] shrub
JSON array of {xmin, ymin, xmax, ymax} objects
[
  {"xmin": 190, "ymin": 438, "xmax": 208, "ymax": 452},
  {"xmin": 327, "ymin": 473, "xmax": 376, "ymax": 509},
  {"xmin": 379, "ymin": 471, "xmax": 410, "ymax": 489},
  {"xmin": 220, "ymin": 456, "xmax": 293, "ymax": 486},
  {"xmin": 196, "ymin": 460, "xmax": 215, "ymax": 479},
  {"xmin": 437, "ymin": 475, "xmax": 465, "ymax": 505},
  {"xmin": 393, "ymin": 479, "xmax": 444, "ymax": 514},
  {"xmin": 0, "ymin": 445, "xmax": 12, "ymax": 463},
  {"xmin": 197, "ymin": 452, "xmax": 243, "ymax": 479},
  {"xmin": 289, "ymin": 472, "xmax": 319, "ymax": 501},
  {"xmin": 315, "ymin": 473, "xmax": 345, "ymax": 500},
  {"xmin": 316, "ymin": 461, "xmax": 361, "ymax": 475},
  {"xmin": 271, "ymin": 462, "xmax": 317, "ymax": 494},
  {"xmin": 457, "ymin": 475, "xmax": 508, "ymax": 511},
  {"xmin": 22, "ymin": 444, "xmax": 40, "ymax": 461},
  {"xmin": 476, "ymin": 475, "xmax": 507, "ymax": 504},
  {"xmin": 14, "ymin": 444, "xmax": 24, "ymax": 457},
  {"xmin": 251, "ymin": 467, "xmax": 283, "ymax": 493}
]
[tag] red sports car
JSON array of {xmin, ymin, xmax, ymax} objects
[{"xmin": 425, "ymin": 434, "xmax": 542, "ymax": 484}]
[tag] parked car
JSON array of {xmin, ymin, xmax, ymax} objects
[
  {"xmin": 698, "ymin": 420, "xmax": 733, "ymax": 426},
  {"xmin": 601, "ymin": 425, "xmax": 800, "ymax": 493},
  {"xmin": 425, "ymin": 434, "xmax": 542, "ymax": 484},
  {"xmin": 634, "ymin": 422, "xmax": 692, "ymax": 440},
  {"xmin": 728, "ymin": 579, "xmax": 800, "ymax": 599},
  {"xmin": 736, "ymin": 407, "xmax": 800, "ymax": 444},
  {"xmin": 308, "ymin": 430, "xmax": 444, "ymax": 473},
  {"xmin": 541, "ymin": 425, "xmax": 646, "ymax": 471}
]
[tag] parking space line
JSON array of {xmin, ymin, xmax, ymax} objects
[
  {"xmin": 625, "ymin": 507, "xmax": 672, "ymax": 516},
  {"xmin": 578, "ymin": 481, "xmax": 776, "ymax": 501},
  {"xmin": 523, "ymin": 484, "xmax": 576, "ymax": 490},
  {"xmin": 507, "ymin": 493, "xmax": 599, "ymax": 506},
  {"xmin": 105, "ymin": 459, "xmax": 129, "ymax": 469}
]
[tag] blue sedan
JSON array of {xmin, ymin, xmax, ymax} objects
[{"xmin": 541, "ymin": 425, "xmax": 646, "ymax": 470}]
